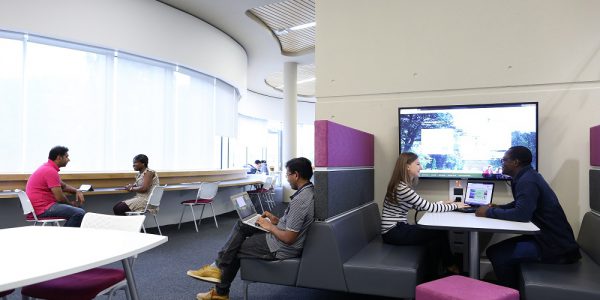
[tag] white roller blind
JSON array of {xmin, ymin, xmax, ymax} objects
[
  {"xmin": 214, "ymin": 79, "xmax": 238, "ymax": 137},
  {"xmin": 0, "ymin": 31, "xmax": 240, "ymax": 172}
]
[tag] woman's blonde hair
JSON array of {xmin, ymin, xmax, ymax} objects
[{"xmin": 385, "ymin": 152, "xmax": 419, "ymax": 204}]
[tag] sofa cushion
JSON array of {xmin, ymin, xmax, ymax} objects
[
  {"xmin": 296, "ymin": 203, "xmax": 381, "ymax": 292},
  {"xmin": 240, "ymin": 258, "xmax": 301, "ymax": 286},
  {"xmin": 577, "ymin": 212, "xmax": 600, "ymax": 264},
  {"xmin": 520, "ymin": 251, "xmax": 600, "ymax": 300},
  {"xmin": 343, "ymin": 237, "xmax": 425, "ymax": 298}
]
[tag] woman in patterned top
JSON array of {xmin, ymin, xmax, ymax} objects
[
  {"xmin": 381, "ymin": 152, "xmax": 468, "ymax": 277},
  {"xmin": 113, "ymin": 154, "xmax": 160, "ymax": 215}
]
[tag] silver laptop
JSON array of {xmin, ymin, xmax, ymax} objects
[
  {"xmin": 457, "ymin": 182, "xmax": 495, "ymax": 213},
  {"xmin": 230, "ymin": 192, "xmax": 269, "ymax": 232}
]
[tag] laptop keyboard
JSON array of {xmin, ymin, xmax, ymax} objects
[{"xmin": 246, "ymin": 215, "xmax": 260, "ymax": 223}]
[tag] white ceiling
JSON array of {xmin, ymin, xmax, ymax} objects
[{"xmin": 158, "ymin": 0, "xmax": 315, "ymax": 102}]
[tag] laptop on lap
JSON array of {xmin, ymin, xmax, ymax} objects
[
  {"xmin": 230, "ymin": 192, "xmax": 269, "ymax": 232},
  {"xmin": 456, "ymin": 182, "xmax": 495, "ymax": 213}
]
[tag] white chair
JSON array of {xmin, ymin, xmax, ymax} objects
[
  {"xmin": 178, "ymin": 181, "xmax": 220, "ymax": 232},
  {"xmin": 126, "ymin": 185, "xmax": 165, "ymax": 235},
  {"xmin": 15, "ymin": 189, "xmax": 65, "ymax": 226},
  {"xmin": 21, "ymin": 213, "xmax": 146, "ymax": 300}
]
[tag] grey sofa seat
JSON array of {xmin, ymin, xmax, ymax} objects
[
  {"xmin": 520, "ymin": 212, "xmax": 600, "ymax": 300},
  {"xmin": 240, "ymin": 258, "xmax": 301, "ymax": 286},
  {"xmin": 343, "ymin": 237, "xmax": 425, "ymax": 298},
  {"xmin": 240, "ymin": 202, "xmax": 426, "ymax": 299}
]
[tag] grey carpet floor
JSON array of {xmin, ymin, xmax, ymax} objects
[{"xmin": 7, "ymin": 203, "xmax": 397, "ymax": 300}]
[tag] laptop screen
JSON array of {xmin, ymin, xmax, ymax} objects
[
  {"xmin": 230, "ymin": 192, "xmax": 257, "ymax": 219},
  {"xmin": 464, "ymin": 182, "xmax": 494, "ymax": 206}
]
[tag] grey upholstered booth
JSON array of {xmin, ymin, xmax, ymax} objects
[
  {"xmin": 240, "ymin": 202, "xmax": 426, "ymax": 299},
  {"xmin": 520, "ymin": 211, "xmax": 600, "ymax": 300}
]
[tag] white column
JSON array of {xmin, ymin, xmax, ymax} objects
[
  {"xmin": 282, "ymin": 62, "xmax": 298, "ymax": 201},
  {"xmin": 282, "ymin": 62, "xmax": 298, "ymax": 162}
]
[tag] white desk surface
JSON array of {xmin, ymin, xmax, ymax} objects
[
  {"xmin": 418, "ymin": 211, "xmax": 540, "ymax": 234},
  {"xmin": 0, "ymin": 226, "xmax": 167, "ymax": 291}
]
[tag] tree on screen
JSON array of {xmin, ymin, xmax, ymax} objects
[
  {"xmin": 400, "ymin": 113, "xmax": 454, "ymax": 152},
  {"xmin": 512, "ymin": 131, "xmax": 537, "ymax": 169}
]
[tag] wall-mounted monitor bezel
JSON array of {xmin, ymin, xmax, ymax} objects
[{"xmin": 398, "ymin": 102, "xmax": 538, "ymax": 180}]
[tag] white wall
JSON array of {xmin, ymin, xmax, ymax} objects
[
  {"xmin": 0, "ymin": 0, "xmax": 247, "ymax": 92},
  {"xmin": 239, "ymin": 91, "xmax": 315, "ymax": 125},
  {"xmin": 315, "ymin": 0, "xmax": 600, "ymax": 234}
]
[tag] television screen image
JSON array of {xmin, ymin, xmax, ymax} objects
[{"xmin": 399, "ymin": 102, "xmax": 538, "ymax": 180}]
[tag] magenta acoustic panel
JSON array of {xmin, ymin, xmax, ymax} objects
[
  {"xmin": 591, "ymin": 125, "xmax": 600, "ymax": 166},
  {"xmin": 315, "ymin": 120, "xmax": 374, "ymax": 167}
]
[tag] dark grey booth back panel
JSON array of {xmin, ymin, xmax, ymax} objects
[
  {"xmin": 314, "ymin": 169, "xmax": 374, "ymax": 220},
  {"xmin": 591, "ymin": 169, "xmax": 600, "ymax": 213}
]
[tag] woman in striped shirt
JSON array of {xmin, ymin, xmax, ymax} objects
[{"xmin": 381, "ymin": 152, "xmax": 469, "ymax": 276}]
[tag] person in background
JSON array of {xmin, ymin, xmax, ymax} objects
[
  {"xmin": 187, "ymin": 157, "xmax": 315, "ymax": 300},
  {"xmin": 381, "ymin": 152, "xmax": 469, "ymax": 278},
  {"xmin": 259, "ymin": 160, "xmax": 269, "ymax": 175},
  {"xmin": 476, "ymin": 146, "xmax": 580, "ymax": 288},
  {"xmin": 113, "ymin": 154, "xmax": 160, "ymax": 215},
  {"xmin": 26, "ymin": 146, "xmax": 86, "ymax": 227},
  {"xmin": 246, "ymin": 160, "xmax": 262, "ymax": 174},
  {"xmin": 254, "ymin": 160, "xmax": 263, "ymax": 174}
]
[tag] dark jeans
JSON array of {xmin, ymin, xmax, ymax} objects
[
  {"xmin": 382, "ymin": 222, "xmax": 455, "ymax": 279},
  {"xmin": 38, "ymin": 203, "xmax": 86, "ymax": 227},
  {"xmin": 486, "ymin": 235, "xmax": 541, "ymax": 288},
  {"xmin": 113, "ymin": 202, "xmax": 131, "ymax": 216},
  {"xmin": 215, "ymin": 220, "xmax": 276, "ymax": 295}
]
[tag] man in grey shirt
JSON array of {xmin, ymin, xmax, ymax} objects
[{"xmin": 188, "ymin": 157, "xmax": 315, "ymax": 300}]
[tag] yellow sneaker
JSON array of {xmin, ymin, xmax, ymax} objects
[
  {"xmin": 196, "ymin": 288, "xmax": 229, "ymax": 300},
  {"xmin": 187, "ymin": 264, "xmax": 221, "ymax": 283}
]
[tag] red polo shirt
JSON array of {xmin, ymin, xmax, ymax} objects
[{"xmin": 25, "ymin": 160, "xmax": 62, "ymax": 215}]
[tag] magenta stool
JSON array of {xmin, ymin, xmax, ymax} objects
[{"xmin": 416, "ymin": 275, "xmax": 519, "ymax": 300}]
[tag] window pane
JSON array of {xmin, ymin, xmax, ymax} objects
[
  {"xmin": 112, "ymin": 58, "xmax": 167, "ymax": 170},
  {"xmin": 1, "ymin": 32, "xmax": 231, "ymax": 173},
  {"xmin": 173, "ymin": 71, "xmax": 216, "ymax": 169},
  {"xmin": 215, "ymin": 80, "xmax": 237, "ymax": 137},
  {"xmin": 0, "ymin": 38, "xmax": 23, "ymax": 172},
  {"xmin": 235, "ymin": 116, "xmax": 268, "ymax": 168},
  {"xmin": 24, "ymin": 42, "xmax": 108, "ymax": 171}
]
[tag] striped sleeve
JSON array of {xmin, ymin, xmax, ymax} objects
[
  {"xmin": 381, "ymin": 183, "xmax": 457, "ymax": 234},
  {"xmin": 400, "ymin": 184, "xmax": 457, "ymax": 212}
]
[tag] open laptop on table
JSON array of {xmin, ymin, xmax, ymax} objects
[
  {"xmin": 456, "ymin": 182, "xmax": 495, "ymax": 213},
  {"xmin": 230, "ymin": 192, "xmax": 269, "ymax": 232}
]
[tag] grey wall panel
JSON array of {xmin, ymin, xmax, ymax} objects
[
  {"xmin": 314, "ymin": 169, "xmax": 374, "ymax": 220},
  {"xmin": 591, "ymin": 169, "xmax": 600, "ymax": 213}
]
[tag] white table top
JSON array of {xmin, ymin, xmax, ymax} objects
[
  {"xmin": 0, "ymin": 226, "xmax": 167, "ymax": 291},
  {"xmin": 418, "ymin": 211, "xmax": 540, "ymax": 234}
]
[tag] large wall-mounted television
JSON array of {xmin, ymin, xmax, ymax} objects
[{"xmin": 399, "ymin": 102, "xmax": 538, "ymax": 180}]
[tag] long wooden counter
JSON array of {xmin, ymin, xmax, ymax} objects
[{"xmin": 0, "ymin": 169, "xmax": 252, "ymax": 198}]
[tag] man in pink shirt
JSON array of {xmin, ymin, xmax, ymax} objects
[{"xmin": 26, "ymin": 146, "xmax": 86, "ymax": 227}]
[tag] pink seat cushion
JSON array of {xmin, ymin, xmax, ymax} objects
[
  {"xmin": 22, "ymin": 268, "xmax": 125, "ymax": 300},
  {"xmin": 0, "ymin": 289, "xmax": 14, "ymax": 297},
  {"xmin": 181, "ymin": 199, "xmax": 212, "ymax": 205},
  {"xmin": 25, "ymin": 214, "xmax": 64, "ymax": 221},
  {"xmin": 416, "ymin": 275, "xmax": 519, "ymax": 300}
]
